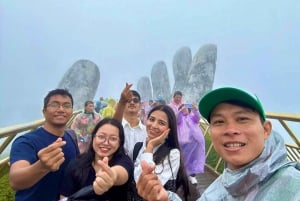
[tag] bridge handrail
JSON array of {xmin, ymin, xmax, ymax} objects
[
  {"xmin": 0, "ymin": 111, "xmax": 299, "ymax": 178},
  {"xmin": 0, "ymin": 111, "xmax": 81, "ymax": 156}
]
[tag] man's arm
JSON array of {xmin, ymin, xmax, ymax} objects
[
  {"xmin": 113, "ymin": 83, "xmax": 132, "ymax": 122},
  {"xmin": 9, "ymin": 138, "xmax": 66, "ymax": 190}
]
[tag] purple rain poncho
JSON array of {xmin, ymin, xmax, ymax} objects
[{"xmin": 177, "ymin": 109, "xmax": 206, "ymax": 175}]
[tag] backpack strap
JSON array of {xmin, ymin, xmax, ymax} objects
[
  {"xmin": 65, "ymin": 129, "xmax": 80, "ymax": 156},
  {"xmin": 133, "ymin": 142, "xmax": 143, "ymax": 161}
]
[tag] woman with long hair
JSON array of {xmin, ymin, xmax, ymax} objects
[
  {"xmin": 113, "ymin": 83, "xmax": 191, "ymax": 201},
  {"xmin": 134, "ymin": 104, "xmax": 190, "ymax": 200},
  {"xmin": 60, "ymin": 118, "xmax": 133, "ymax": 201}
]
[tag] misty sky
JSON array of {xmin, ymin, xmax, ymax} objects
[{"xmin": 0, "ymin": 1, "xmax": 299, "ymax": 140}]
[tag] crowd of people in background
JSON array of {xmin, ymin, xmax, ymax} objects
[
  {"xmin": 8, "ymin": 86, "xmax": 206, "ymax": 201},
  {"xmin": 9, "ymin": 83, "xmax": 299, "ymax": 201}
]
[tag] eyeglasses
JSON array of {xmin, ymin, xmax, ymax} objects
[
  {"xmin": 127, "ymin": 98, "xmax": 140, "ymax": 104},
  {"xmin": 95, "ymin": 134, "xmax": 119, "ymax": 144},
  {"xmin": 47, "ymin": 102, "xmax": 73, "ymax": 110}
]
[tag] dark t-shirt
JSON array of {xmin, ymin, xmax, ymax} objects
[
  {"xmin": 60, "ymin": 153, "xmax": 134, "ymax": 201},
  {"xmin": 9, "ymin": 127, "xmax": 78, "ymax": 201}
]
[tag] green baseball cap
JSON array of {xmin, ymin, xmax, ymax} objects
[{"xmin": 198, "ymin": 87, "xmax": 266, "ymax": 122}]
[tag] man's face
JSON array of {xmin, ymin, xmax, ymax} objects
[
  {"xmin": 209, "ymin": 103, "xmax": 271, "ymax": 170},
  {"xmin": 124, "ymin": 95, "xmax": 141, "ymax": 115},
  {"xmin": 173, "ymin": 95, "xmax": 182, "ymax": 105},
  {"xmin": 85, "ymin": 103, "xmax": 95, "ymax": 113},
  {"xmin": 43, "ymin": 95, "xmax": 73, "ymax": 127}
]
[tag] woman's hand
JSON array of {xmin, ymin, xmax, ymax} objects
[
  {"xmin": 93, "ymin": 157, "xmax": 117, "ymax": 195},
  {"xmin": 137, "ymin": 161, "xmax": 169, "ymax": 201},
  {"xmin": 146, "ymin": 129, "xmax": 170, "ymax": 152}
]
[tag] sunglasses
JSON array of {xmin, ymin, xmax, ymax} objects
[{"xmin": 127, "ymin": 98, "xmax": 140, "ymax": 103}]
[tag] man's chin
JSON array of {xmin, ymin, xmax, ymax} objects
[{"xmin": 53, "ymin": 122, "xmax": 68, "ymax": 128}]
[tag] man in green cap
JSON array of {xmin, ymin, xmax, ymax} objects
[{"xmin": 135, "ymin": 86, "xmax": 300, "ymax": 201}]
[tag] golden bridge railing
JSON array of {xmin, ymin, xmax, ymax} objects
[
  {"xmin": 200, "ymin": 112, "xmax": 300, "ymax": 175},
  {"xmin": 0, "ymin": 111, "xmax": 81, "ymax": 178}
]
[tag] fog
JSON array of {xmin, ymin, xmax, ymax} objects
[{"xmin": 0, "ymin": 1, "xmax": 299, "ymax": 141}]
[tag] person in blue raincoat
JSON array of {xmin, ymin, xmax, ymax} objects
[{"xmin": 135, "ymin": 86, "xmax": 300, "ymax": 201}]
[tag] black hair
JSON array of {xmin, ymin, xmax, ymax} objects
[
  {"xmin": 173, "ymin": 91, "xmax": 183, "ymax": 97},
  {"xmin": 84, "ymin": 100, "xmax": 95, "ymax": 119},
  {"xmin": 147, "ymin": 105, "xmax": 190, "ymax": 200},
  {"xmin": 72, "ymin": 118, "xmax": 126, "ymax": 186},
  {"xmin": 43, "ymin": 88, "xmax": 73, "ymax": 109},
  {"xmin": 131, "ymin": 90, "xmax": 141, "ymax": 101}
]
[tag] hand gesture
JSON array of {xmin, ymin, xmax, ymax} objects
[
  {"xmin": 191, "ymin": 103, "xmax": 198, "ymax": 111},
  {"xmin": 137, "ymin": 160, "xmax": 169, "ymax": 201},
  {"xmin": 119, "ymin": 82, "xmax": 133, "ymax": 104},
  {"xmin": 113, "ymin": 82, "xmax": 133, "ymax": 122},
  {"xmin": 146, "ymin": 129, "xmax": 170, "ymax": 153},
  {"xmin": 93, "ymin": 157, "xmax": 116, "ymax": 195},
  {"xmin": 37, "ymin": 137, "xmax": 66, "ymax": 172}
]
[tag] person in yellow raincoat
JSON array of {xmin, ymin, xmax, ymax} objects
[{"xmin": 102, "ymin": 98, "xmax": 116, "ymax": 118}]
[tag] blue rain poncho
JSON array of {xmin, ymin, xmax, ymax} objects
[{"xmin": 199, "ymin": 131, "xmax": 300, "ymax": 201}]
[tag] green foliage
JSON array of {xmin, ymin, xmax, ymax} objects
[
  {"xmin": 204, "ymin": 134, "xmax": 225, "ymax": 173},
  {"xmin": 0, "ymin": 174, "xmax": 14, "ymax": 201}
]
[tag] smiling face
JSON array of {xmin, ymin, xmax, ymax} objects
[
  {"xmin": 43, "ymin": 94, "xmax": 73, "ymax": 128},
  {"xmin": 173, "ymin": 94, "xmax": 182, "ymax": 105},
  {"xmin": 209, "ymin": 103, "xmax": 271, "ymax": 170},
  {"xmin": 124, "ymin": 95, "xmax": 141, "ymax": 115},
  {"xmin": 146, "ymin": 110, "xmax": 169, "ymax": 140},
  {"xmin": 93, "ymin": 123, "xmax": 120, "ymax": 160}
]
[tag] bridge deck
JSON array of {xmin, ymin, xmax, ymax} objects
[
  {"xmin": 196, "ymin": 167, "xmax": 218, "ymax": 195},
  {"xmin": 183, "ymin": 166, "xmax": 219, "ymax": 201}
]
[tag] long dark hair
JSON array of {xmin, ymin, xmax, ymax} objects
[
  {"xmin": 73, "ymin": 118, "xmax": 126, "ymax": 186},
  {"xmin": 147, "ymin": 105, "xmax": 190, "ymax": 200}
]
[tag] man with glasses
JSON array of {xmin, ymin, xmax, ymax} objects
[
  {"xmin": 9, "ymin": 89, "xmax": 78, "ymax": 201},
  {"xmin": 115, "ymin": 88, "xmax": 147, "ymax": 160}
]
